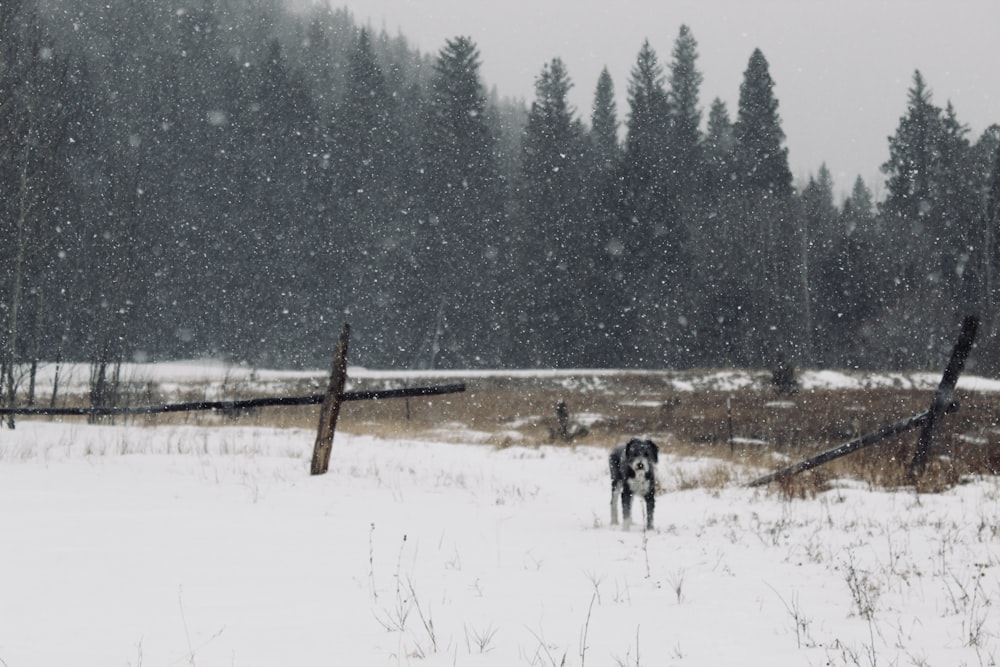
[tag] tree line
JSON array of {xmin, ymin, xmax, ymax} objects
[{"xmin": 3, "ymin": 0, "xmax": 1000, "ymax": 405}]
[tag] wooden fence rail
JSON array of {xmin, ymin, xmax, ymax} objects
[
  {"xmin": 0, "ymin": 383, "xmax": 466, "ymax": 417},
  {"xmin": 747, "ymin": 315, "xmax": 978, "ymax": 488},
  {"xmin": 0, "ymin": 323, "xmax": 466, "ymax": 477}
]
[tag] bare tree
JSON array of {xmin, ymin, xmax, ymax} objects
[
  {"xmin": 86, "ymin": 152, "xmax": 146, "ymax": 422},
  {"xmin": 1, "ymin": 8, "xmax": 73, "ymax": 426}
]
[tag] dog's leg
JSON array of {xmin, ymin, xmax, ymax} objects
[
  {"xmin": 610, "ymin": 481, "xmax": 621, "ymax": 525},
  {"xmin": 644, "ymin": 490, "xmax": 655, "ymax": 531},
  {"xmin": 609, "ymin": 449, "xmax": 623, "ymax": 527},
  {"xmin": 621, "ymin": 488, "xmax": 633, "ymax": 529}
]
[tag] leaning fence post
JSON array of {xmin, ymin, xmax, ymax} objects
[
  {"xmin": 746, "ymin": 314, "xmax": 979, "ymax": 489},
  {"xmin": 310, "ymin": 323, "xmax": 350, "ymax": 476},
  {"xmin": 906, "ymin": 315, "xmax": 979, "ymax": 483},
  {"xmin": 727, "ymin": 395, "xmax": 734, "ymax": 454}
]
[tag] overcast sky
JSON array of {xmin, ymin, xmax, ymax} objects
[{"xmin": 325, "ymin": 0, "xmax": 1000, "ymax": 197}]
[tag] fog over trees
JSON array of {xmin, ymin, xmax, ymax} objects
[{"xmin": 3, "ymin": 0, "xmax": 1000, "ymax": 387}]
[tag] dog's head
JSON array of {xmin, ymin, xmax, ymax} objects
[{"xmin": 624, "ymin": 438, "xmax": 658, "ymax": 475}]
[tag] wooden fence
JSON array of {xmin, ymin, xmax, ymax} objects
[{"xmin": 0, "ymin": 323, "xmax": 465, "ymax": 476}]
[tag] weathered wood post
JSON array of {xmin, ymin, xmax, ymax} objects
[
  {"xmin": 727, "ymin": 395, "xmax": 734, "ymax": 454},
  {"xmin": 906, "ymin": 314, "xmax": 979, "ymax": 483},
  {"xmin": 555, "ymin": 400, "xmax": 570, "ymax": 440},
  {"xmin": 747, "ymin": 314, "xmax": 978, "ymax": 488},
  {"xmin": 746, "ymin": 408, "xmax": 935, "ymax": 487},
  {"xmin": 310, "ymin": 323, "xmax": 350, "ymax": 476}
]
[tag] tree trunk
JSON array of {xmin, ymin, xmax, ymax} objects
[
  {"xmin": 800, "ymin": 208, "xmax": 813, "ymax": 364},
  {"xmin": 3, "ymin": 138, "xmax": 34, "ymax": 428},
  {"xmin": 980, "ymin": 145, "xmax": 1000, "ymax": 372},
  {"xmin": 50, "ymin": 346, "xmax": 63, "ymax": 409}
]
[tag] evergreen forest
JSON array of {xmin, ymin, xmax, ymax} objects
[{"xmin": 3, "ymin": 0, "xmax": 1000, "ymax": 391}]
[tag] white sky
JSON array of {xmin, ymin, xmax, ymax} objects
[{"xmin": 325, "ymin": 0, "xmax": 1000, "ymax": 198}]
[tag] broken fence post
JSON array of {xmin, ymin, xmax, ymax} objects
[
  {"xmin": 310, "ymin": 323, "xmax": 350, "ymax": 476},
  {"xmin": 906, "ymin": 314, "xmax": 979, "ymax": 483},
  {"xmin": 727, "ymin": 395, "xmax": 734, "ymax": 454},
  {"xmin": 747, "ymin": 314, "xmax": 978, "ymax": 488},
  {"xmin": 746, "ymin": 409, "xmax": 934, "ymax": 487}
]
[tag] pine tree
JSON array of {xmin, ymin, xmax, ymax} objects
[
  {"xmin": 799, "ymin": 164, "xmax": 838, "ymax": 363},
  {"xmin": 878, "ymin": 71, "xmax": 976, "ymax": 363},
  {"xmin": 591, "ymin": 67, "xmax": 620, "ymax": 171},
  {"xmin": 688, "ymin": 97, "xmax": 742, "ymax": 365},
  {"xmin": 803, "ymin": 165, "xmax": 838, "ymax": 245},
  {"xmin": 516, "ymin": 58, "xmax": 588, "ymax": 366},
  {"xmin": 222, "ymin": 39, "xmax": 321, "ymax": 363},
  {"xmin": 844, "ymin": 176, "xmax": 876, "ymax": 232},
  {"xmin": 335, "ymin": 29, "xmax": 393, "ymax": 197},
  {"xmin": 422, "ymin": 36, "xmax": 506, "ymax": 367},
  {"xmin": 977, "ymin": 141, "xmax": 1000, "ymax": 371},
  {"xmin": 623, "ymin": 40, "xmax": 672, "ymax": 234},
  {"xmin": 882, "ymin": 71, "xmax": 940, "ymax": 223},
  {"xmin": 935, "ymin": 102, "xmax": 980, "ymax": 295},
  {"xmin": 329, "ymin": 29, "xmax": 413, "ymax": 364},
  {"xmin": 702, "ymin": 98, "xmax": 736, "ymax": 197},
  {"xmin": 734, "ymin": 48, "xmax": 792, "ymax": 198},
  {"xmin": 878, "ymin": 70, "xmax": 942, "ymax": 335},
  {"xmin": 814, "ymin": 177, "xmax": 887, "ymax": 367},
  {"xmin": 660, "ymin": 25, "xmax": 706, "ymax": 364},
  {"xmin": 620, "ymin": 40, "xmax": 683, "ymax": 365},
  {"xmin": 586, "ymin": 67, "xmax": 628, "ymax": 366},
  {"xmin": 732, "ymin": 47, "xmax": 796, "ymax": 365},
  {"xmin": 667, "ymin": 25, "xmax": 703, "ymax": 203}
]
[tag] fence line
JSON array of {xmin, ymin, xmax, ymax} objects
[
  {"xmin": 747, "ymin": 315, "xmax": 978, "ymax": 487},
  {"xmin": 0, "ymin": 383, "xmax": 466, "ymax": 417}
]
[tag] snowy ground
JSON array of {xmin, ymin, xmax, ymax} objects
[
  {"xmin": 2, "ymin": 365, "xmax": 1000, "ymax": 666},
  {"xmin": 22, "ymin": 359, "xmax": 1000, "ymax": 398}
]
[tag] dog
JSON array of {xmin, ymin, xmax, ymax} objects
[{"xmin": 609, "ymin": 438, "xmax": 659, "ymax": 530}]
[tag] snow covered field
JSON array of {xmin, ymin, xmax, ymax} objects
[{"xmin": 2, "ymin": 365, "xmax": 1000, "ymax": 666}]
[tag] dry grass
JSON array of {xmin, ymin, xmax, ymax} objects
[{"xmin": 24, "ymin": 370, "xmax": 1000, "ymax": 493}]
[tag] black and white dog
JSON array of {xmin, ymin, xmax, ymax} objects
[{"xmin": 609, "ymin": 438, "xmax": 659, "ymax": 530}]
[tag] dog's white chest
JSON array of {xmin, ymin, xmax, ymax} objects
[{"xmin": 627, "ymin": 474, "xmax": 652, "ymax": 497}]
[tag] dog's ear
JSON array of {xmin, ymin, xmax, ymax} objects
[
  {"xmin": 625, "ymin": 438, "xmax": 641, "ymax": 457},
  {"xmin": 647, "ymin": 440, "xmax": 659, "ymax": 463}
]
